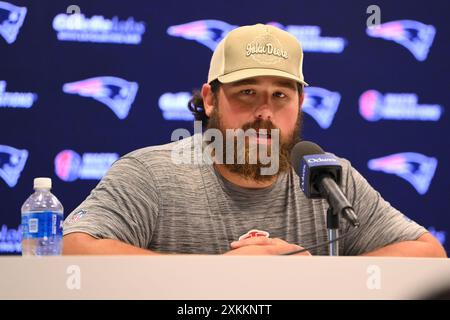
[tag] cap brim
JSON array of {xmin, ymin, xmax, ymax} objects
[{"xmin": 217, "ymin": 68, "xmax": 309, "ymax": 86}]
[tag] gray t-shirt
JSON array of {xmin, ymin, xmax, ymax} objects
[{"xmin": 63, "ymin": 135, "xmax": 427, "ymax": 255}]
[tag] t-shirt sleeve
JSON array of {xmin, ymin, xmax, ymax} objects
[
  {"xmin": 63, "ymin": 156, "xmax": 160, "ymax": 249},
  {"xmin": 342, "ymin": 161, "xmax": 428, "ymax": 256}
]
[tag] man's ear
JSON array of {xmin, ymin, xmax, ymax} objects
[
  {"xmin": 201, "ymin": 83, "xmax": 215, "ymax": 117},
  {"xmin": 299, "ymin": 92, "xmax": 305, "ymax": 110}
]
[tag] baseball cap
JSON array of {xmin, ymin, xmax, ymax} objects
[{"xmin": 207, "ymin": 23, "xmax": 308, "ymax": 86}]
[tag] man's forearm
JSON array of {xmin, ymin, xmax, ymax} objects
[
  {"xmin": 362, "ymin": 234, "xmax": 447, "ymax": 257},
  {"xmin": 63, "ymin": 233, "xmax": 163, "ymax": 255}
]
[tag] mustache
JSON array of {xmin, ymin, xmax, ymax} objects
[{"xmin": 240, "ymin": 119, "xmax": 279, "ymax": 132}]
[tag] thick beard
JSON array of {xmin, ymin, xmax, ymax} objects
[{"xmin": 206, "ymin": 106, "xmax": 302, "ymax": 182}]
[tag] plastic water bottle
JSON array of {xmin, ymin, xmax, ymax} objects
[{"xmin": 21, "ymin": 177, "xmax": 64, "ymax": 256}]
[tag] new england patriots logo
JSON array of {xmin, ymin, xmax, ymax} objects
[
  {"xmin": 0, "ymin": 144, "xmax": 28, "ymax": 187},
  {"xmin": 0, "ymin": 1, "xmax": 27, "ymax": 44},
  {"xmin": 366, "ymin": 20, "xmax": 436, "ymax": 61},
  {"xmin": 167, "ymin": 20, "xmax": 237, "ymax": 50},
  {"xmin": 62, "ymin": 77, "xmax": 139, "ymax": 120},
  {"xmin": 302, "ymin": 87, "xmax": 341, "ymax": 129},
  {"xmin": 368, "ymin": 152, "xmax": 438, "ymax": 195}
]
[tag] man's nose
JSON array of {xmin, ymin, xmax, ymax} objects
[{"xmin": 254, "ymin": 96, "xmax": 274, "ymax": 121}]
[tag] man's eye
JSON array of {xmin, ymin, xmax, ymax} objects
[
  {"xmin": 274, "ymin": 92, "xmax": 286, "ymax": 98},
  {"xmin": 241, "ymin": 89, "xmax": 255, "ymax": 95}
]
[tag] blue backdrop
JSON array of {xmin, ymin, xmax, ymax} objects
[{"xmin": 0, "ymin": 0, "xmax": 448, "ymax": 254}]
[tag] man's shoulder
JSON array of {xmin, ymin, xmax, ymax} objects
[
  {"xmin": 126, "ymin": 136, "xmax": 192, "ymax": 157},
  {"xmin": 119, "ymin": 135, "xmax": 201, "ymax": 172}
]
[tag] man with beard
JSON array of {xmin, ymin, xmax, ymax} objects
[{"xmin": 63, "ymin": 24, "xmax": 445, "ymax": 257}]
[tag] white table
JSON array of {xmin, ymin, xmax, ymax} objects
[{"xmin": 0, "ymin": 256, "xmax": 449, "ymax": 299}]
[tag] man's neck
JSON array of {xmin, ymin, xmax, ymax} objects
[{"xmin": 214, "ymin": 164, "xmax": 277, "ymax": 189}]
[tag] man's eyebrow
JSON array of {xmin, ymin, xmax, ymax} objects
[
  {"xmin": 229, "ymin": 79, "xmax": 297, "ymax": 91},
  {"xmin": 273, "ymin": 80, "xmax": 297, "ymax": 91},
  {"xmin": 229, "ymin": 79, "xmax": 259, "ymax": 87}
]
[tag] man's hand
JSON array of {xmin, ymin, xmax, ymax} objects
[{"xmin": 224, "ymin": 237, "xmax": 311, "ymax": 256}]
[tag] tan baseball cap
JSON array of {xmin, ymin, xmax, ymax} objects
[{"xmin": 207, "ymin": 23, "xmax": 308, "ymax": 86}]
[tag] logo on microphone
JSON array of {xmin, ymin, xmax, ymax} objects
[
  {"xmin": 0, "ymin": 144, "xmax": 28, "ymax": 188},
  {"xmin": 359, "ymin": 90, "xmax": 443, "ymax": 122},
  {"xmin": 0, "ymin": 1, "xmax": 27, "ymax": 44},
  {"xmin": 366, "ymin": 20, "xmax": 436, "ymax": 61},
  {"xmin": 368, "ymin": 152, "xmax": 438, "ymax": 195},
  {"xmin": 301, "ymin": 163, "xmax": 307, "ymax": 191},
  {"xmin": 55, "ymin": 150, "xmax": 119, "ymax": 182},
  {"xmin": 301, "ymin": 153, "xmax": 341, "ymax": 198},
  {"xmin": 303, "ymin": 87, "xmax": 341, "ymax": 129},
  {"xmin": 62, "ymin": 77, "xmax": 138, "ymax": 120},
  {"xmin": 305, "ymin": 155, "xmax": 338, "ymax": 164}
]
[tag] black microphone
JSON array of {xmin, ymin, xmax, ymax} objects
[{"xmin": 290, "ymin": 141, "xmax": 360, "ymax": 227}]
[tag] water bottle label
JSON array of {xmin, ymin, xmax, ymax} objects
[{"xmin": 22, "ymin": 211, "xmax": 63, "ymax": 239}]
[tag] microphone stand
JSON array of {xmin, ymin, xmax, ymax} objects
[
  {"xmin": 318, "ymin": 174, "xmax": 359, "ymax": 256},
  {"xmin": 327, "ymin": 207, "xmax": 339, "ymax": 256}
]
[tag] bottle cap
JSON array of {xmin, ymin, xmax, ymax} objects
[{"xmin": 34, "ymin": 177, "xmax": 52, "ymax": 190}]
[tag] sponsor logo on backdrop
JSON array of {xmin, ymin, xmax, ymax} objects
[
  {"xmin": 0, "ymin": 1, "xmax": 27, "ymax": 44},
  {"xmin": 62, "ymin": 76, "xmax": 138, "ymax": 120},
  {"xmin": 267, "ymin": 22, "xmax": 346, "ymax": 53},
  {"xmin": 167, "ymin": 20, "xmax": 347, "ymax": 53},
  {"xmin": 52, "ymin": 12, "xmax": 146, "ymax": 45},
  {"xmin": 54, "ymin": 150, "xmax": 118, "ymax": 182},
  {"xmin": 303, "ymin": 87, "xmax": 341, "ymax": 129},
  {"xmin": 0, "ymin": 224, "xmax": 21, "ymax": 253},
  {"xmin": 0, "ymin": 80, "xmax": 37, "ymax": 108},
  {"xmin": 0, "ymin": 144, "xmax": 28, "ymax": 188},
  {"xmin": 359, "ymin": 90, "xmax": 443, "ymax": 122},
  {"xmin": 366, "ymin": 20, "xmax": 436, "ymax": 61},
  {"xmin": 159, "ymin": 92, "xmax": 194, "ymax": 121},
  {"xmin": 368, "ymin": 152, "xmax": 437, "ymax": 195}
]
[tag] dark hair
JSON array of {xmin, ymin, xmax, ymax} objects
[
  {"xmin": 187, "ymin": 80, "xmax": 220, "ymax": 127},
  {"xmin": 187, "ymin": 79, "xmax": 304, "ymax": 127}
]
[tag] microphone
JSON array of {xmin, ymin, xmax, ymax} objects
[{"xmin": 290, "ymin": 141, "xmax": 360, "ymax": 227}]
